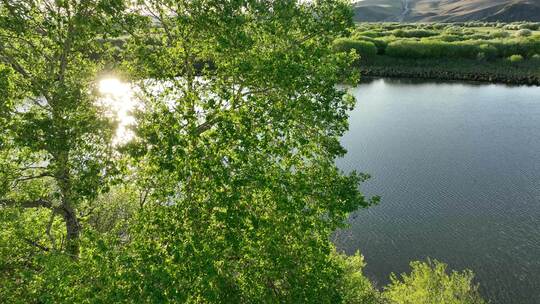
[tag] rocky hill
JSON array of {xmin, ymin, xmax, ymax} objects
[{"xmin": 353, "ymin": 0, "xmax": 540, "ymax": 22}]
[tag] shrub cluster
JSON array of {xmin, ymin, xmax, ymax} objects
[
  {"xmin": 333, "ymin": 38, "xmax": 378, "ymax": 58},
  {"xmin": 342, "ymin": 22, "xmax": 540, "ymax": 61},
  {"xmin": 392, "ymin": 29, "xmax": 438, "ymax": 38}
]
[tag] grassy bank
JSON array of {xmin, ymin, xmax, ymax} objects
[{"xmin": 337, "ymin": 22, "xmax": 540, "ymax": 85}]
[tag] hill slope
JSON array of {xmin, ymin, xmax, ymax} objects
[{"xmin": 353, "ymin": 0, "xmax": 540, "ymax": 22}]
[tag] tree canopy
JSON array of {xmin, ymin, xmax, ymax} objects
[{"xmin": 0, "ymin": 1, "xmax": 484, "ymax": 303}]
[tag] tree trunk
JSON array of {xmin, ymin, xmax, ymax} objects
[
  {"xmin": 61, "ymin": 203, "xmax": 81, "ymax": 258},
  {"xmin": 56, "ymin": 151, "xmax": 81, "ymax": 259}
]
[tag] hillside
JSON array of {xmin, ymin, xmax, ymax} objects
[{"xmin": 353, "ymin": 0, "xmax": 540, "ymax": 22}]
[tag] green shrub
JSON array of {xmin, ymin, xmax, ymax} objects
[
  {"xmin": 476, "ymin": 52, "xmax": 486, "ymax": 61},
  {"xmin": 504, "ymin": 24, "xmax": 520, "ymax": 30},
  {"xmin": 386, "ymin": 40, "xmax": 482, "ymax": 60},
  {"xmin": 532, "ymin": 54, "xmax": 540, "ymax": 61},
  {"xmin": 468, "ymin": 34, "xmax": 491, "ymax": 40},
  {"xmin": 353, "ymin": 36, "xmax": 388, "ymax": 54},
  {"xmin": 333, "ymin": 38, "xmax": 378, "ymax": 58},
  {"xmin": 392, "ymin": 29, "xmax": 438, "ymax": 38},
  {"xmin": 515, "ymin": 29, "xmax": 532, "ymax": 37},
  {"xmin": 509, "ymin": 54, "xmax": 524, "ymax": 62},
  {"xmin": 491, "ymin": 31, "xmax": 510, "ymax": 38},
  {"xmin": 334, "ymin": 251, "xmax": 380, "ymax": 304},
  {"xmin": 353, "ymin": 22, "xmax": 540, "ymax": 61},
  {"xmin": 357, "ymin": 31, "xmax": 385, "ymax": 38},
  {"xmin": 519, "ymin": 23, "xmax": 540, "ymax": 31},
  {"xmin": 436, "ymin": 35, "xmax": 463, "ymax": 42},
  {"xmin": 478, "ymin": 44, "xmax": 498, "ymax": 60},
  {"xmin": 383, "ymin": 260, "xmax": 485, "ymax": 304},
  {"xmin": 483, "ymin": 39, "xmax": 540, "ymax": 58}
]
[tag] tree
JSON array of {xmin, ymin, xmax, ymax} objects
[
  {"xmin": 115, "ymin": 0, "xmax": 377, "ymax": 301},
  {"xmin": 0, "ymin": 0, "xmax": 126, "ymax": 258}
]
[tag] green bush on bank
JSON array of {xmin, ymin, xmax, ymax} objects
[
  {"xmin": 333, "ymin": 251, "xmax": 381, "ymax": 304},
  {"xmin": 334, "ymin": 253, "xmax": 487, "ymax": 304},
  {"xmin": 385, "ymin": 40, "xmax": 485, "ymax": 60},
  {"xmin": 372, "ymin": 38, "xmax": 540, "ymax": 60},
  {"xmin": 491, "ymin": 31, "xmax": 510, "ymax": 39},
  {"xmin": 333, "ymin": 38, "xmax": 378, "ymax": 58},
  {"xmin": 509, "ymin": 54, "xmax": 524, "ymax": 63},
  {"xmin": 352, "ymin": 35, "xmax": 389, "ymax": 54},
  {"xmin": 515, "ymin": 29, "xmax": 532, "ymax": 37},
  {"xmin": 436, "ymin": 34, "xmax": 463, "ymax": 42},
  {"xmin": 392, "ymin": 29, "xmax": 438, "ymax": 38},
  {"xmin": 490, "ymin": 39, "xmax": 540, "ymax": 58},
  {"xmin": 383, "ymin": 260, "xmax": 485, "ymax": 304}
]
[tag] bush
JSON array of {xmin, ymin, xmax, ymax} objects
[
  {"xmin": 386, "ymin": 40, "xmax": 483, "ymax": 60},
  {"xmin": 383, "ymin": 260, "xmax": 485, "ymax": 304},
  {"xmin": 436, "ymin": 34, "xmax": 464, "ymax": 42},
  {"xmin": 491, "ymin": 31, "xmax": 510, "ymax": 38},
  {"xmin": 532, "ymin": 54, "xmax": 540, "ymax": 61},
  {"xmin": 334, "ymin": 251, "xmax": 380, "ymax": 304},
  {"xmin": 519, "ymin": 23, "xmax": 540, "ymax": 31},
  {"xmin": 515, "ymin": 29, "xmax": 532, "ymax": 37},
  {"xmin": 392, "ymin": 29, "xmax": 438, "ymax": 38},
  {"xmin": 476, "ymin": 52, "xmax": 486, "ymax": 61},
  {"xmin": 468, "ymin": 34, "xmax": 491, "ymax": 40},
  {"xmin": 357, "ymin": 31, "xmax": 385, "ymax": 38},
  {"xmin": 478, "ymin": 44, "xmax": 498, "ymax": 61},
  {"xmin": 504, "ymin": 24, "xmax": 520, "ymax": 30},
  {"xmin": 509, "ymin": 54, "xmax": 524, "ymax": 62},
  {"xmin": 353, "ymin": 36, "xmax": 388, "ymax": 54},
  {"xmin": 333, "ymin": 38, "xmax": 378, "ymax": 58}
]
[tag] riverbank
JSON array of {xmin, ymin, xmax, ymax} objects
[
  {"xmin": 338, "ymin": 22, "xmax": 540, "ymax": 86},
  {"xmin": 357, "ymin": 57, "xmax": 540, "ymax": 86}
]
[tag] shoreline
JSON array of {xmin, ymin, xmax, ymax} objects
[
  {"xmin": 359, "ymin": 67, "xmax": 540, "ymax": 86},
  {"xmin": 356, "ymin": 57, "xmax": 540, "ymax": 86}
]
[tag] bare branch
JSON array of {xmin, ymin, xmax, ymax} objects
[
  {"xmin": 45, "ymin": 211, "xmax": 56, "ymax": 250},
  {"xmin": 23, "ymin": 237, "xmax": 50, "ymax": 252},
  {"xmin": 15, "ymin": 172, "xmax": 55, "ymax": 183},
  {"xmin": 0, "ymin": 198, "xmax": 53, "ymax": 209}
]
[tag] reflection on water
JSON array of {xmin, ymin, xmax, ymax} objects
[
  {"xmin": 334, "ymin": 78, "xmax": 540, "ymax": 304},
  {"xmin": 98, "ymin": 77, "xmax": 136, "ymax": 143}
]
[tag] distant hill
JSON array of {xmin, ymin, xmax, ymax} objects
[{"xmin": 353, "ymin": 0, "xmax": 540, "ymax": 22}]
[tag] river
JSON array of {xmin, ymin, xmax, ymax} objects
[{"xmin": 334, "ymin": 78, "xmax": 540, "ymax": 304}]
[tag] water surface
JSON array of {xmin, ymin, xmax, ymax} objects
[{"xmin": 334, "ymin": 78, "xmax": 540, "ymax": 304}]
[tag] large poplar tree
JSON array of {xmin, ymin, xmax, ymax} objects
[
  {"xmin": 1, "ymin": 0, "xmax": 381, "ymax": 302},
  {"xmin": 118, "ymin": 0, "xmax": 377, "ymax": 302}
]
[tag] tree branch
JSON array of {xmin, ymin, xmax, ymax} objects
[
  {"xmin": 15, "ymin": 172, "xmax": 55, "ymax": 183},
  {"xmin": 23, "ymin": 237, "xmax": 50, "ymax": 252},
  {"xmin": 45, "ymin": 211, "xmax": 56, "ymax": 250},
  {"xmin": 0, "ymin": 198, "xmax": 53, "ymax": 209}
]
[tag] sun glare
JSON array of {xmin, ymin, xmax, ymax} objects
[{"xmin": 98, "ymin": 77, "xmax": 137, "ymax": 144}]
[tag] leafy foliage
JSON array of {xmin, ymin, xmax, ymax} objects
[
  {"xmin": 116, "ymin": 0, "xmax": 377, "ymax": 301},
  {"xmin": 384, "ymin": 260, "xmax": 485, "ymax": 304},
  {"xmin": 509, "ymin": 54, "xmax": 524, "ymax": 62},
  {"xmin": 333, "ymin": 251, "xmax": 381, "ymax": 304},
  {"xmin": 333, "ymin": 38, "xmax": 378, "ymax": 59},
  {"xmin": 0, "ymin": 0, "xmax": 128, "ymax": 257},
  {"xmin": 1, "ymin": 1, "xmax": 486, "ymax": 303}
]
